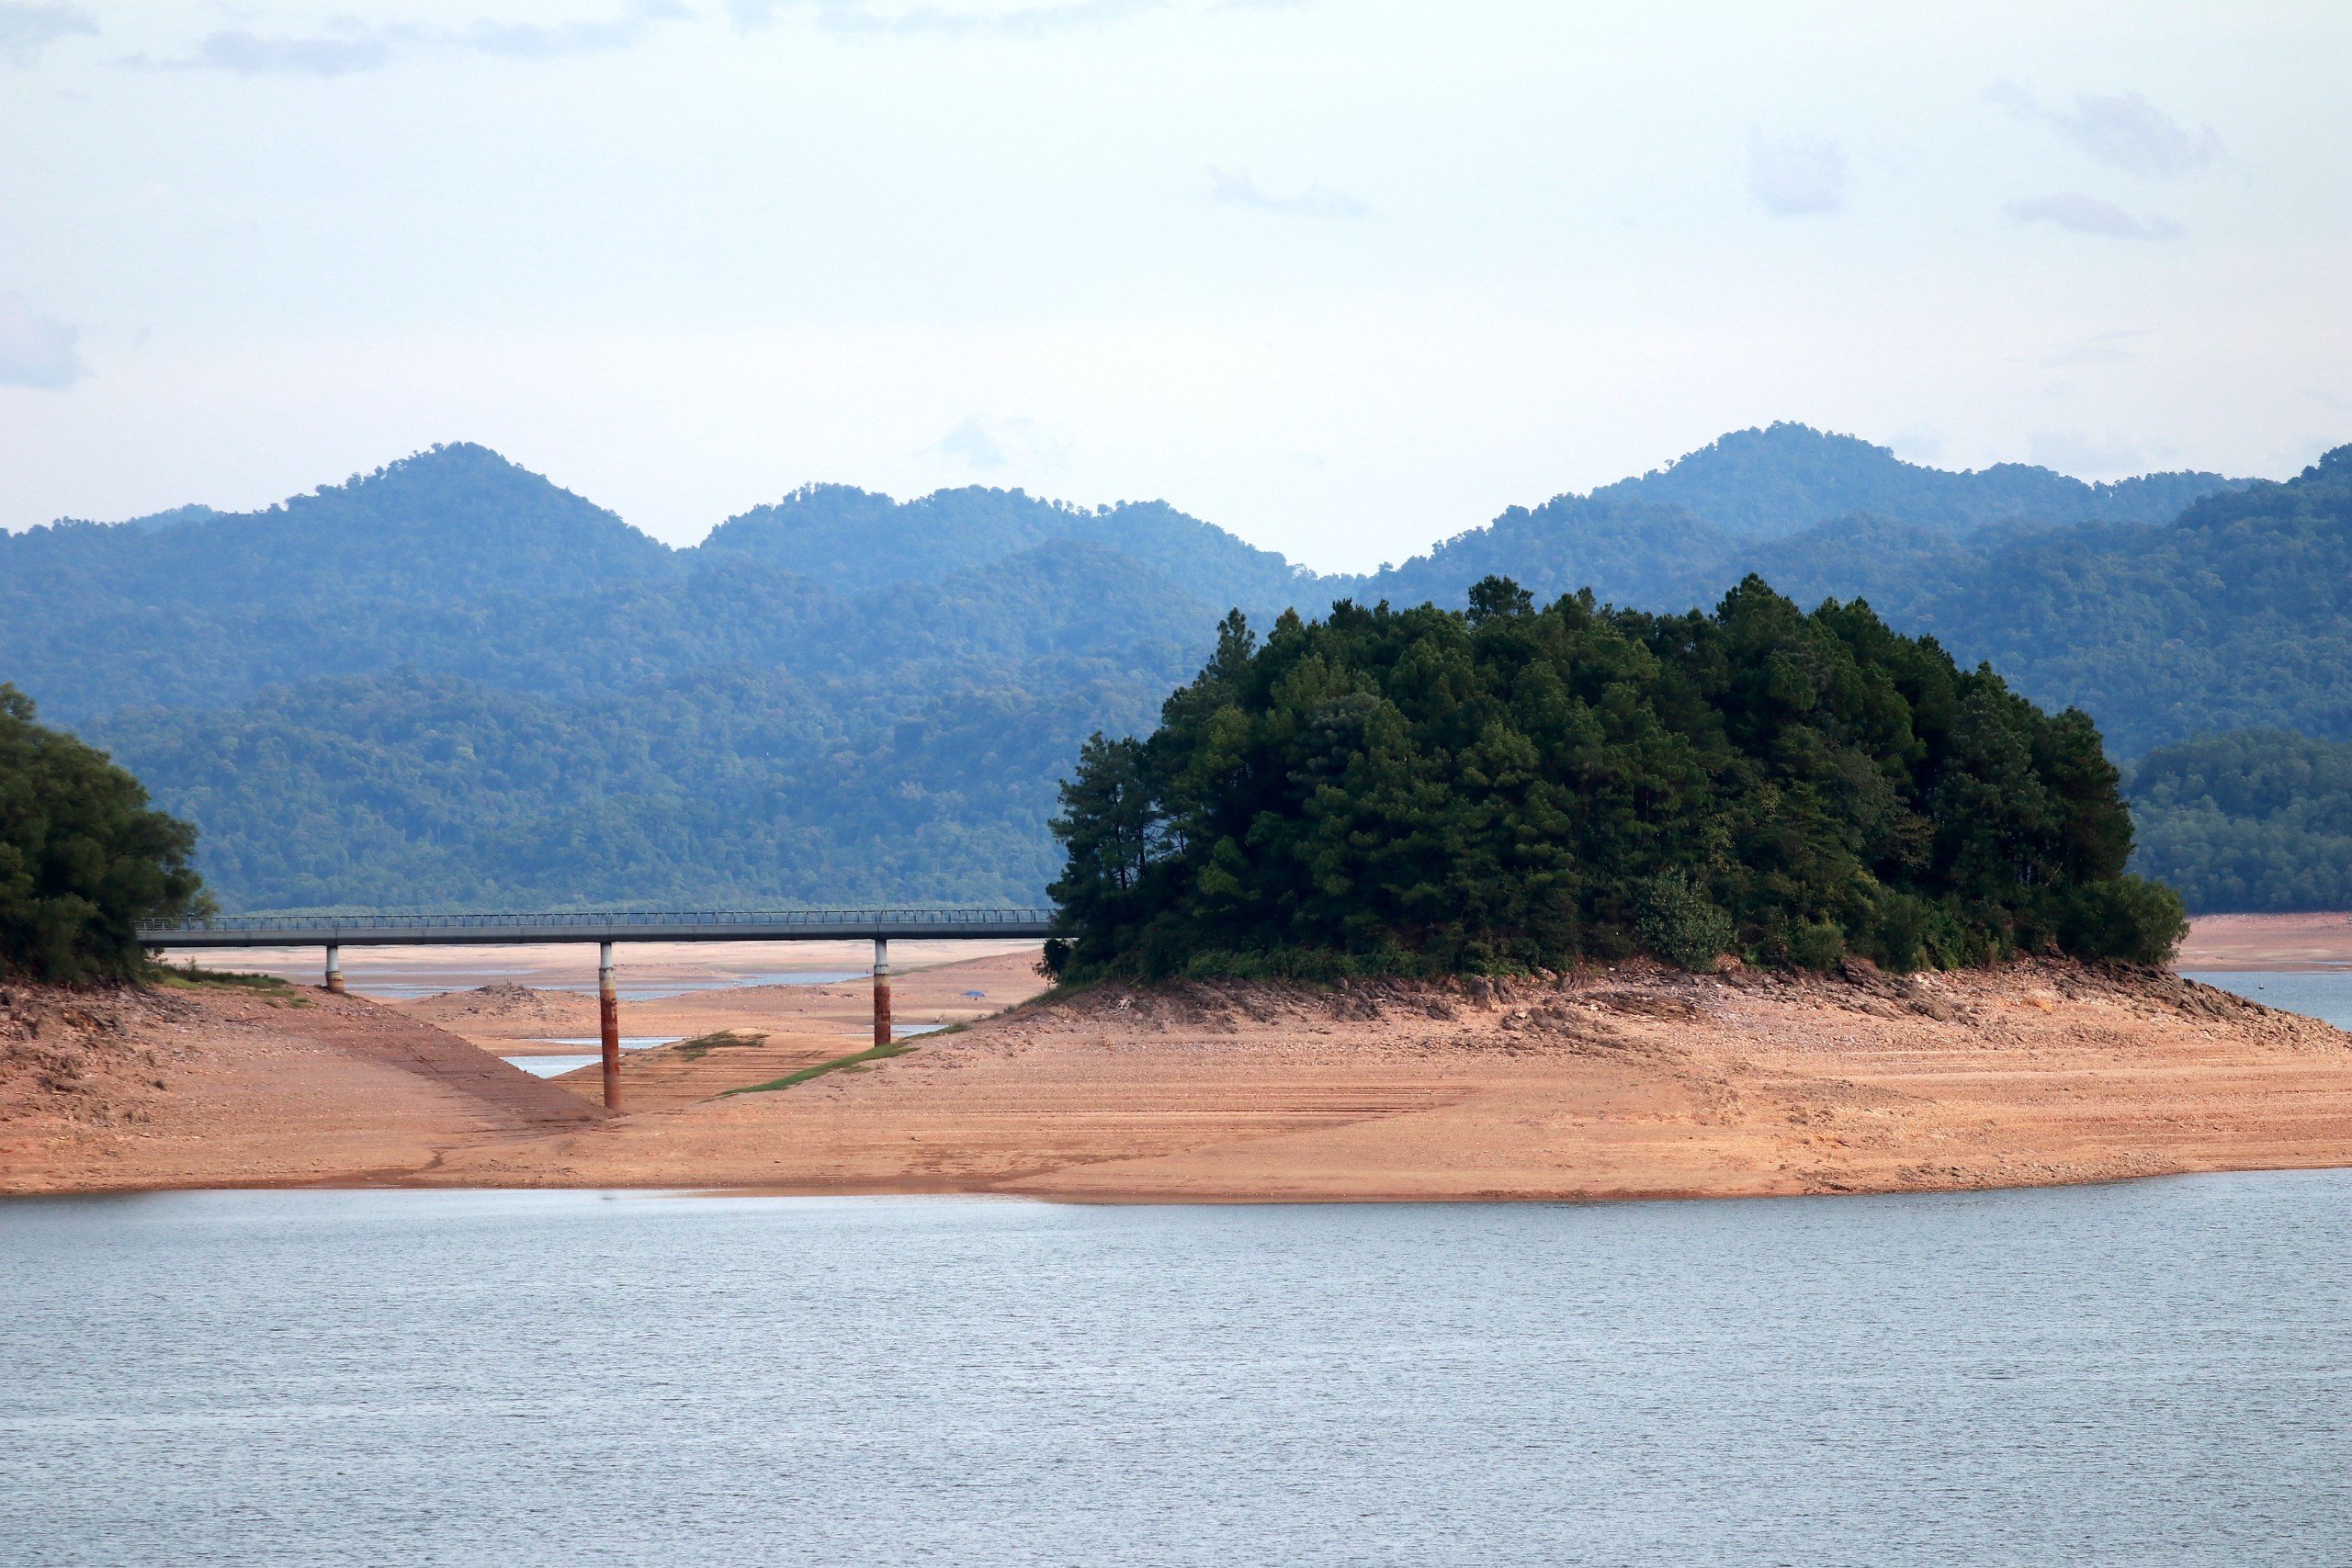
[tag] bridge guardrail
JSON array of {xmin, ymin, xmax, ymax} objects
[{"xmin": 138, "ymin": 908, "xmax": 1061, "ymax": 947}]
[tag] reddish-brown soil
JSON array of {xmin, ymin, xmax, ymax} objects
[
  {"xmin": 0, "ymin": 977, "xmax": 600, "ymax": 1195},
  {"xmin": 11, "ymin": 953, "xmax": 2346, "ymax": 1202}
]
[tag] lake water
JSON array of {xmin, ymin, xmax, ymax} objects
[
  {"xmin": 499, "ymin": 1038, "xmax": 684, "ymax": 1077},
  {"xmin": 2, "ymin": 1176, "xmax": 2346, "ymax": 1565},
  {"xmin": 501, "ymin": 1031, "xmax": 943, "ymax": 1076},
  {"xmin": 2186, "ymin": 968, "xmax": 2352, "ymax": 1029},
  {"xmin": 362, "ymin": 971, "xmax": 866, "ymax": 1001}
]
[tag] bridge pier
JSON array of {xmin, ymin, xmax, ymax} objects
[
  {"xmin": 598, "ymin": 940, "xmax": 620, "ymax": 1111},
  {"xmin": 324, "ymin": 944, "xmax": 345, "ymax": 995},
  {"xmin": 873, "ymin": 937, "xmax": 891, "ymax": 1051}
]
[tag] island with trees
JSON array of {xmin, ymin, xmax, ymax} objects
[{"xmin": 1047, "ymin": 577, "xmax": 2184, "ymax": 983}]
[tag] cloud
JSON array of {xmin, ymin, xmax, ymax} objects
[
  {"xmin": 928, "ymin": 415, "xmax": 1069, "ymax": 472},
  {"xmin": 179, "ymin": 29, "xmax": 399, "ymax": 76},
  {"xmin": 1210, "ymin": 167, "xmax": 1368, "ymax": 219},
  {"xmin": 934, "ymin": 416, "xmax": 1008, "ymax": 469},
  {"xmin": 733, "ymin": 0, "xmax": 1154, "ymax": 35},
  {"xmin": 2005, "ymin": 192, "xmax": 2182, "ymax": 240},
  {"xmin": 459, "ymin": 1, "xmax": 690, "ymax": 60},
  {"xmin": 0, "ymin": 2, "xmax": 93, "ymax": 63},
  {"xmin": 2030, "ymin": 431, "xmax": 2147, "ymax": 476},
  {"xmin": 1992, "ymin": 83, "xmax": 2222, "ymax": 179},
  {"xmin": 0, "ymin": 292, "xmax": 85, "ymax": 390},
  {"xmin": 1747, "ymin": 135, "xmax": 1847, "ymax": 217},
  {"xmin": 155, "ymin": 4, "xmax": 686, "ymax": 75}
]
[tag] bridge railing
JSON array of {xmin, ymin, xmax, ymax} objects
[{"xmin": 139, "ymin": 908, "xmax": 1057, "ymax": 937}]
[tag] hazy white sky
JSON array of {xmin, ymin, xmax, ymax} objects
[{"xmin": 3, "ymin": 0, "xmax": 2346, "ymax": 569}]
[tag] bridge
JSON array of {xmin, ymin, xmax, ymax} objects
[{"xmin": 138, "ymin": 909, "xmax": 1058, "ymax": 1111}]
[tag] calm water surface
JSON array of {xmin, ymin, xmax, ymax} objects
[
  {"xmin": 2, "ymin": 1176, "xmax": 2346, "ymax": 1566},
  {"xmin": 2187, "ymin": 968, "xmax": 2352, "ymax": 1028}
]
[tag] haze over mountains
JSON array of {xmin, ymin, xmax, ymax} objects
[{"xmin": 7, "ymin": 423, "xmax": 2349, "ymax": 913}]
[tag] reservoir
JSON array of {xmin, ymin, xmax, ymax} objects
[{"xmin": 2, "ymin": 1175, "xmax": 2345, "ymax": 1565}]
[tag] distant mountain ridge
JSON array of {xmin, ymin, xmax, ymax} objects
[
  {"xmin": 1363, "ymin": 423, "xmax": 2247, "ymax": 612},
  {"xmin": 4, "ymin": 425, "xmax": 2333, "ymax": 912},
  {"xmin": 703, "ymin": 482, "xmax": 1323, "ymax": 611},
  {"xmin": 1, "ymin": 446, "xmax": 1298, "ymax": 723},
  {"xmin": 1583, "ymin": 423, "xmax": 2240, "ymax": 540}
]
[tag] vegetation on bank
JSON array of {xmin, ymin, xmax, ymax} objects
[
  {"xmin": 1045, "ymin": 579, "xmax": 2186, "ymax": 981},
  {"xmin": 0, "ymin": 686, "xmax": 210, "ymax": 982}
]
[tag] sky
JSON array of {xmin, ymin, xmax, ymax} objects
[{"xmin": 2, "ymin": 0, "xmax": 2346, "ymax": 570}]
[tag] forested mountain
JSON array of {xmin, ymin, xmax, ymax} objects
[
  {"xmin": 1371, "ymin": 444, "xmax": 2352, "ymax": 758},
  {"xmin": 1888, "ymin": 450, "xmax": 2352, "ymax": 755},
  {"xmin": 2126, "ymin": 729, "xmax": 2352, "ymax": 913},
  {"xmin": 4, "ymin": 427, "xmax": 2340, "ymax": 913},
  {"xmin": 1360, "ymin": 426, "xmax": 2245, "ymax": 621},
  {"xmin": 2, "ymin": 446, "xmax": 1293, "ymax": 908},
  {"xmin": 100, "ymin": 664, "xmax": 1157, "ymax": 909},
  {"xmin": 0, "ymin": 446, "xmax": 1298, "ymax": 724},
  {"xmin": 2, "ymin": 446, "xmax": 675, "ymax": 716}
]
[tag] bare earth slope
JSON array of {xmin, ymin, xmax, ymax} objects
[
  {"xmin": 422, "ymin": 961, "xmax": 2352, "ymax": 1201},
  {"xmin": 0, "ymin": 981, "xmax": 603, "ymax": 1195},
  {"xmin": 6, "ymin": 961, "xmax": 2348, "ymax": 1201}
]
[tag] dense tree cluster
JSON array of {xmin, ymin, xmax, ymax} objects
[
  {"xmin": 0, "ymin": 686, "xmax": 209, "ymax": 982},
  {"xmin": 2127, "ymin": 728, "xmax": 2352, "ymax": 912},
  {"xmin": 1046, "ymin": 579, "xmax": 2186, "ymax": 980}
]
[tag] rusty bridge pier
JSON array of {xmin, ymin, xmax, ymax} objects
[
  {"xmin": 872, "ymin": 937, "xmax": 892, "ymax": 1050},
  {"xmin": 598, "ymin": 940, "xmax": 621, "ymax": 1111},
  {"xmin": 323, "ymin": 944, "xmax": 345, "ymax": 995}
]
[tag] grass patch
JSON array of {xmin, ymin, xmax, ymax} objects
[
  {"xmin": 152, "ymin": 962, "xmax": 310, "ymax": 1004},
  {"xmin": 153, "ymin": 961, "xmax": 292, "ymax": 990},
  {"xmin": 674, "ymin": 1029, "xmax": 768, "ymax": 1061},
  {"xmin": 718, "ymin": 1040, "xmax": 915, "ymax": 1097}
]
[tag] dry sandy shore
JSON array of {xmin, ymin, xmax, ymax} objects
[
  {"xmin": 2177, "ymin": 911, "xmax": 2352, "ymax": 970},
  {"xmin": 7, "ymin": 934, "xmax": 2351, "ymax": 1201}
]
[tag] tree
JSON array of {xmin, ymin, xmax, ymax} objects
[{"xmin": 0, "ymin": 685, "xmax": 210, "ymax": 982}]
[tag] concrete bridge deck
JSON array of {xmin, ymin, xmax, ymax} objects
[{"xmin": 137, "ymin": 909, "xmax": 1058, "ymax": 1111}]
